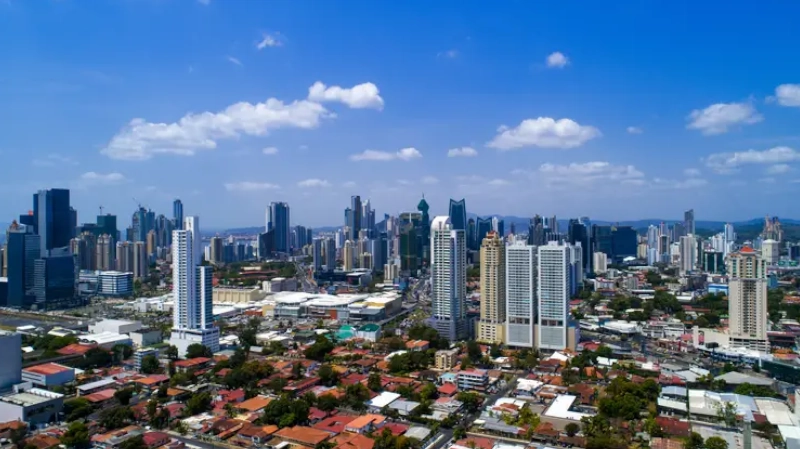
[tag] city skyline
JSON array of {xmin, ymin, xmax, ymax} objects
[{"xmin": 3, "ymin": 2, "xmax": 800, "ymax": 226}]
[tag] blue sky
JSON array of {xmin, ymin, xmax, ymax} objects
[{"xmin": 3, "ymin": 1, "xmax": 800, "ymax": 229}]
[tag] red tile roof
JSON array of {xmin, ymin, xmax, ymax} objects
[
  {"xmin": 23, "ymin": 363, "xmax": 72, "ymax": 376},
  {"xmin": 313, "ymin": 415, "xmax": 358, "ymax": 434},
  {"xmin": 174, "ymin": 357, "xmax": 211, "ymax": 368}
]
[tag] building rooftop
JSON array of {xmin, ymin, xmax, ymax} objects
[
  {"xmin": 23, "ymin": 363, "xmax": 73, "ymax": 376},
  {"xmin": 0, "ymin": 388, "xmax": 63, "ymax": 407}
]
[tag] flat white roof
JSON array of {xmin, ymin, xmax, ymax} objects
[
  {"xmin": 544, "ymin": 395, "xmax": 592, "ymax": 421},
  {"xmin": 369, "ymin": 391, "xmax": 401, "ymax": 408},
  {"xmin": 93, "ymin": 319, "xmax": 138, "ymax": 326}
]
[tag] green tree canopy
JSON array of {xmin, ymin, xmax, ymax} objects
[{"xmin": 61, "ymin": 422, "xmax": 90, "ymax": 449}]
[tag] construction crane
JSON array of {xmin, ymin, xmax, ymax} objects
[{"xmin": 99, "ymin": 205, "xmax": 104, "ymax": 215}]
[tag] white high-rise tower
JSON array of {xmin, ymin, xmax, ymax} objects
[
  {"xmin": 506, "ymin": 241, "xmax": 537, "ymax": 348},
  {"xmin": 430, "ymin": 216, "xmax": 467, "ymax": 342},
  {"xmin": 170, "ymin": 216, "xmax": 219, "ymax": 357},
  {"xmin": 537, "ymin": 241, "xmax": 578, "ymax": 351}
]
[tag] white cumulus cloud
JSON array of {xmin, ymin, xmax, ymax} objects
[
  {"xmin": 297, "ymin": 178, "xmax": 331, "ymax": 188},
  {"xmin": 224, "ymin": 182, "xmax": 280, "ymax": 192},
  {"xmin": 537, "ymin": 161, "xmax": 644, "ymax": 182},
  {"xmin": 488, "ymin": 117, "xmax": 600, "ymax": 150},
  {"xmin": 421, "ymin": 176, "xmax": 439, "ymax": 185},
  {"xmin": 308, "ymin": 81, "xmax": 384, "ymax": 110},
  {"xmin": 447, "ymin": 147, "xmax": 478, "ymax": 158},
  {"xmin": 438, "ymin": 49, "xmax": 459, "ymax": 59},
  {"xmin": 256, "ymin": 33, "xmax": 283, "ymax": 50},
  {"xmin": 705, "ymin": 146, "xmax": 800, "ymax": 174},
  {"xmin": 227, "ymin": 56, "xmax": 243, "ymax": 67},
  {"xmin": 262, "ymin": 147, "xmax": 279, "ymax": 155},
  {"xmin": 626, "ymin": 126, "xmax": 643, "ymax": 134},
  {"xmin": 686, "ymin": 101, "xmax": 762, "ymax": 135},
  {"xmin": 766, "ymin": 163, "xmax": 792, "ymax": 174},
  {"xmin": 350, "ymin": 147, "xmax": 422, "ymax": 162},
  {"xmin": 546, "ymin": 52, "xmax": 569, "ymax": 68},
  {"xmin": 773, "ymin": 84, "xmax": 800, "ymax": 107},
  {"xmin": 101, "ymin": 91, "xmax": 337, "ymax": 161},
  {"xmin": 74, "ymin": 172, "xmax": 127, "ymax": 189}
]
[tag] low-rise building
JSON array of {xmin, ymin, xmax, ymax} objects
[
  {"xmin": 98, "ymin": 271, "xmax": 134, "ymax": 297},
  {"xmin": 21, "ymin": 363, "xmax": 75, "ymax": 387},
  {"xmin": 89, "ymin": 319, "xmax": 143, "ymax": 335},
  {"xmin": 129, "ymin": 328, "xmax": 163, "ymax": 348},
  {"xmin": 213, "ymin": 287, "xmax": 267, "ymax": 304},
  {"xmin": 457, "ymin": 370, "xmax": 489, "ymax": 392},
  {"xmin": 435, "ymin": 349, "xmax": 459, "ymax": 370},
  {"xmin": 0, "ymin": 387, "xmax": 64, "ymax": 425}
]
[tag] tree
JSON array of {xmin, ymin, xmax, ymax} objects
[
  {"xmin": 81, "ymin": 347, "xmax": 112, "ymax": 369},
  {"xmin": 466, "ymin": 340, "xmax": 482, "ymax": 361},
  {"xmin": 317, "ymin": 394, "xmax": 339, "ymax": 412},
  {"xmin": 733, "ymin": 383, "xmax": 777, "ymax": 398},
  {"xmin": 453, "ymin": 426, "xmax": 466, "ymax": 441},
  {"xmin": 9, "ymin": 423, "xmax": 28, "ymax": 447},
  {"xmin": 684, "ymin": 432, "xmax": 704, "ymax": 449},
  {"xmin": 140, "ymin": 354, "xmax": 161, "ymax": 374},
  {"xmin": 715, "ymin": 401, "xmax": 738, "ymax": 428},
  {"xmin": 704, "ymin": 436, "xmax": 728, "ymax": 449},
  {"xmin": 185, "ymin": 343, "xmax": 212, "ymax": 359},
  {"xmin": 113, "ymin": 344, "xmax": 134, "ymax": 361},
  {"xmin": 456, "ymin": 391, "xmax": 481, "ymax": 413},
  {"xmin": 343, "ymin": 383, "xmax": 371, "ymax": 411},
  {"xmin": 262, "ymin": 396, "xmax": 310, "ymax": 428},
  {"xmin": 100, "ymin": 406, "xmax": 134, "ymax": 430},
  {"xmin": 489, "ymin": 343, "xmax": 502, "ymax": 358},
  {"xmin": 114, "ymin": 388, "xmax": 134, "ymax": 406},
  {"xmin": 229, "ymin": 347, "xmax": 248, "ymax": 369},
  {"xmin": 164, "ymin": 345, "xmax": 179, "ymax": 360},
  {"xmin": 61, "ymin": 422, "xmax": 90, "ymax": 449},
  {"xmin": 185, "ymin": 392, "xmax": 212, "ymax": 416},
  {"xmin": 368, "ymin": 372, "xmax": 383, "ymax": 392},
  {"xmin": 318, "ymin": 364, "xmax": 338, "ymax": 387},
  {"xmin": 565, "ymin": 422, "xmax": 580, "ymax": 437},
  {"xmin": 119, "ymin": 435, "xmax": 148, "ymax": 449},
  {"xmin": 304, "ymin": 335, "xmax": 335, "ymax": 361},
  {"xmin": 63, "ymin": 397, "xmax": 92, "ymax": 421},
  {"xmin": 292, "ymin": 361, "xmax": 305, "ymax": 379}
]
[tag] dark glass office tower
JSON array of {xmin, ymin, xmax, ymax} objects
[
  {"xmin": 467, "ymin": 218, "xmax": 476, "ymax": 250},
  {"xmin": 173, "ymin": 199, "xmax": 184, "ymax": 230},
  {"xmin": 32, "ymin": 255, "xmax": 77, "ymax": 310},
  {"xmin": 448, "ymin": 199, "xmax": 467, "ymax": 231},
  {"xmin": 69, "ymin": 207, "xmax": 78, "ymax": 239},
  {"xmin": 6, "ymin": 223, "xmax": 40, "ymax": 308},
  {"xmin": 528, "ymin": 215, "xmax": 544, "ymax": 246},
  {"xmin": 96, "ymin": 214, "xmax": 118, "ymax": 241},
  {"xmin": 476, "ymin": 217, "xmax": 492, "ymax": 245},
  {"xmin": 568, "ymin": 219, "xmax": 591, "ymax": 274},
  {"xmin": 592, "ymin": 225, "xmax": 613, "ymax": 258},
  {"xmin": 611, "ymin": 226, "xmax": 637, "ymax": 261},
  {"xmin": 349, "ymin": 196, "xmax": 362, "ymax": 241},
  {"xmin": 33, "ymin": 188, "xmax": 71, "ymax": 256},
  {"xmin": 267, "ymin": 202, "xmax": 291, "ymax": 253},
  {"xmin": 417, "ymin": 197, "xmax": 430, "ymax": 263},
  {"xmin": 399, "ymin": 224, "xmax": 418, "ymax": 272}
]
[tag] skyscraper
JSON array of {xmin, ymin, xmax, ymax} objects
[
  {"xmin": 476, "ymin": 232, "xmax": 506, "ymax": 344},
  {"xmin": 209, "ymin": 237, "xmax": 223, "ymax": 264},
  {"xmin": 312, "ymin": 238, "xmax": 323, "ymax": 271},
  {"xmin": 448, "ymin": 199, "xmax": 467, "ymax": 231},
  {"xmin": 6, "ymin": 222, "xmax": 40, "ymax": 308},
  {"xmin": 133, "ymin": 241, "xmax": 148, "ymax": 279},
  {"xmin": 417, "ymin": 197, "xmax": 430, "ymax": 263},
  {"xmin": 528, "ymin": 215, "xmax": 545, "ymax": 246},
  {"xmin": 430, "ymin": 216, "xmax": 467, "ymax": 341},
  {"xmin": 33, "ymin": 188, "xmax": 71, "ymax": 256},
  {"xmin": 96, "ymin": 234, "xmax": 114, "ymax": 271},
  {"xmin": 267, "ymin": 202, "xmax": 291, "ymax": 254},
  {"xmin": 173, "ymin": 199, "xmax": 184, "ymax": 230},
  {"xmin": 506, "ymin": 241, "xmax": 537, "ymax": 348},
  {"xmin": 32, "ymin": 253, "xmax": 77, "ymax": 310},
  {"xmin": 362, "ymin": 199, "xmax": 375, "ymax": 237},
  {"xmin": 324, "ymin": 238, "xmax": 336, "ymax": 271},
  {"xmin": 343, "ymin": 240, "xmax": 355, "ymax": 271},
  {"xmin": 727, "ymin": 247, "xmax": 769, "ymax": 351},
  {"xmin": 476, "ymin": 217, "xmax": 492, "ymax": 247},
  {"xmin": 349, "ymin": 196, "xmax": 362, "ymax": 241},
  {"xmin": 679, "ymin": 235, "xmax": 697, "ymax": 275},
  {"xmin": 170, "ymin": 216, "xmax": 219, "ymax": 357},
  {"xmin": 537, "ymin": 241, "xmax": 578, "ymax": 351},
  {"xmin": 684, "ymin": 209, "xmax": 695, "ymax": 236}
]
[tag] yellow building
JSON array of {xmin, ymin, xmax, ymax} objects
[
  {"xmin": 476, "ymin": 231, "xmax": 506, "ymax": 344},
  {"xmin": 212, "ymin": 287, "xmax": 267, "ymax": 304},
  {"xmin": 435, "ymin": 348, "xmax": 459, "ymax": 370}
]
